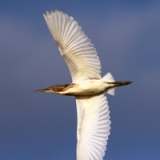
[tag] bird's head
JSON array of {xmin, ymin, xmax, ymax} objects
[{"xmin": 35, "ymin": 84, "xmax": 70, "ymax": 94}]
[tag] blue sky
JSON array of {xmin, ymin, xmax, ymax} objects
[{"xmin": 0, "ymin": 0, "xmax": 160, "ymax": 160}]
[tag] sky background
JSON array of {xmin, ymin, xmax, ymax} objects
[{"xmin": 0, "ymin": 0, "xmax": 160, "ymax": 160}]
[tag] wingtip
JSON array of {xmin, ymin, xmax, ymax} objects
[{"xmin": 43, "ymin": 9, "xmax": 61, "ymax": 16}]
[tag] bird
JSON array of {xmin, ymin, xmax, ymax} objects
[{"xmin": 36, "ymin": 10, "xmax": 132, "ymax": 160}]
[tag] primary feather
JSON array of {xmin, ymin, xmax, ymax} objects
[
  {"xmin": 76, "ymin": 94, "xmax": 110, "ymax": 160},
  {"xmin": 43, "ymin": 10, "xmax": 101, "ymax": 82}
]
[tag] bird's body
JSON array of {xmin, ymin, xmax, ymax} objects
[
  {"xmin": 61, "ymin": 79, "xmax": 109, "ymax": 96},
  {"xmin": 38, "ymin": 75, "xmax": 131, "ymax": 96},
  {"xmin": 36, "ymin": 10, "xmax": 131, "ymax": 160}
]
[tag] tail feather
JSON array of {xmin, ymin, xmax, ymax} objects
[
  {"xmin": 107, "ymin": 88, "xmax": 115, "ymax": 96},
  {"xmin": 102, "ymin": 73, "xmax": 132, "ymax": 96},
  {"xmin": 102, "ymin": 72, "xmax": 115, "ymax": 82},
  {"xmin": 102, "ymin": 72, "xmax": 115, "ymax": 95}
]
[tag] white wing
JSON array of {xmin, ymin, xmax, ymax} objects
[
  {"xmin": 76, "ymin": 94, "xmax": 111, "ymax": 160},
  {"xmin": 43, "ymin": 10, "xmax": 101, "ymax": 82}
]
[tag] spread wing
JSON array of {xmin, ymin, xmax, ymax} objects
[
  {"xmin": 43, "ymin": 10, "xmax": 101, "ymax": 82},
  {"xmin": 76, "ymin": 94, "xmax": 111, "ymax": 160}
]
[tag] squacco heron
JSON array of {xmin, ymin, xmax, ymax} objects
[{"xmin": 36, "ymin": 10, "xmax": 132, "ymax": 160}]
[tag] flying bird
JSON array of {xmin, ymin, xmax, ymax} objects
[{"xmin": 36, "ymin": 10, "xmax": 132, "ymax": 160}]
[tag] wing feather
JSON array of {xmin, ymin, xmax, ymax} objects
[
  {"xmin": 43, "ymin": 10, "xmax": 101, "ymax": 82},
  {"xmin": 76, "ymin": 94, "xmax": 111, "ymax": 160}
]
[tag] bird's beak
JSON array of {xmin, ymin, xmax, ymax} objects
[{"xmin": 35, "ymin": 87, "xmax": 51, "ymax": 93}]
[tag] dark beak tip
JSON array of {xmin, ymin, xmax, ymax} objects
[
  {"xmin": 34, "ymin": 88, "xmax": 49, "ymax": 93},
  {"xmin": 35, "ymin": 89, "xmax": 43, "ymax": 92}
]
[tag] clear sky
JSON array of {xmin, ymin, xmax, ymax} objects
[{"xmin": 0, "ymin": 0, "xmax": 160, "ymax": 160}]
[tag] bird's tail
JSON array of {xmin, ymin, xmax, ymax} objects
[
  {"xmin": 102, "ymin": 72, "xmax": 115, "ymax": 95},
  {"xmin": 102, "ymin": 72, "xmax": 132, "ymax": 96}
]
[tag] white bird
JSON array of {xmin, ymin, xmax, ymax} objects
[{"xmin": 36, "ymin": 10, "xmax": 131, "ymax": 160}]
